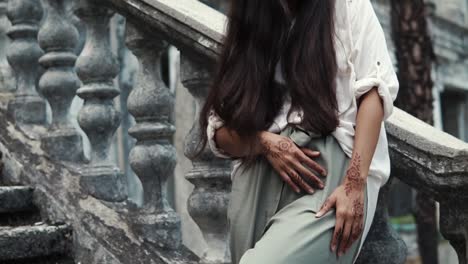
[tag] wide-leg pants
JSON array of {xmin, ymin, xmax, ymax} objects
[{"xmin": 228, "ymin": 124, "xmax": 368, "ymax": 264}]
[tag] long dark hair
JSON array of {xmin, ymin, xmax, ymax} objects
[{"xmin": 196, "ymin": 0, "xmax": 338, "ymax": 161}]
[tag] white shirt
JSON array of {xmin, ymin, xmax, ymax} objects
[{"xmin": 206, "ymin": 0, "xmax": 399, "ymax": 260}]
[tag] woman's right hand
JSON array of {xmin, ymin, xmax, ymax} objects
[{"xmin": 258, "ymin": 131, "xmax": 327, "ymax": 194}]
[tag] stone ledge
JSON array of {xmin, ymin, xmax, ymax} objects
[{"xmin": 387, "ymin": 108, "xmax": 468, "ymax": 201}]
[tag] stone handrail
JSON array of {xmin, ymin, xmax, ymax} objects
[{"xmin": 0, "ymin": 0, "xmax": 467, "ymax": 263}]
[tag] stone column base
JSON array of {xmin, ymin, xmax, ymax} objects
[
  {"xmin": 41, "ymin": 128, "xmax": 84, "ymax": 162},
  {"xmin": 130, "ymin": 211, "xmax": 181, "ymax": 249},
  {"xmin": 79, "ymin": 165, "xmax": 127, "ymax": 202},
  {"xmin": 7, "ymin": 96, "xmax": 46, "ymax": 125}
]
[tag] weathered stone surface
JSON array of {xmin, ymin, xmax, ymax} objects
[
  {"xmin": 0, "ymin": 108, "xmax": 198, "ymax": 263},
  {"xmin": 2, "ymin": 255, "xmax": 75, "ymax": 264},
  {"xmin": 181, "ymin": 55, "xmax": 231, "ymax": 263},
  {"xmin": 387, "ymin": 108, "xmax": 468, "ymax": 200},
  {"xmin": 125, "ymin": 22, "xmax": 182, "ymax": 249},
  {"xmin": 0, "ymin": 224, "xmax": 72, "ymax": 261},
  {"xmin": 38, "ymin": 0, "xmax": 83, "ymax": 162},
  {"xmin": 0, "ymin": 0, "xmax": 15, "ymax": 94},
  {"xmin": 74, "ymin": 0, "xmax": 126, "ymax": 202},
  {"xmin": 0, "ymin": 186, "xmax": 34, "ymax": 213},
  {"xmin": 6, "ymin": 0, "xmax": 46, "ymax": 125},
  {"xmin": 356, "ymin": 181, "xmax": 407, "ymax": 264},
  {"xmin": 104, "ymin": 0, "xmax": 224, "ymax": 61}
]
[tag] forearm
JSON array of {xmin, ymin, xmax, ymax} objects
[
  {"xmin": 351, "ymin": 87, "xmax": 384, "ymax": 181},
  {"xmin": 214, "ymin": 127, "xmax": 266, "ymax": 158}
]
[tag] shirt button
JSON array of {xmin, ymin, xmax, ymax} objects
[{"xmin": 377, "ymin": 61, "xmax": 381, "ymax": 66}]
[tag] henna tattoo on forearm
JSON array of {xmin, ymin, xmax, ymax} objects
[{"xmin": 344, "ymin": 153, "xmax": 364, "ymax": 196}]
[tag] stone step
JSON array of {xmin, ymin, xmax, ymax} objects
[
  {"xmin": 0, "ymin": 186, "xmax": 35, "ymax": 213},
  {"xmin": 2, "ymin": 255, "xmax": 75, "ymax": 264},
  {"xmin": 0, "ymin": 186, "xmax": 40, "ymax": 226},
  {"xmin": 0, "ymin": 224, "xmax": 72, "ymax": 261}
]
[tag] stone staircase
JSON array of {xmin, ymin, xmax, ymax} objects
[{"xmin": 0, "ymin": 156, "xmax": 74, "ymax": 263}]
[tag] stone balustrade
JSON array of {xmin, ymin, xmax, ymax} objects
[{"xmin": 0, "ymin": 0, "xmax": 466, "ymax": 263}]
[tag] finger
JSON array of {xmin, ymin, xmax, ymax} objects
[
  {"xmin": 292, "ymin": 161, "xmax": 324, "ymax": 189},
  {"xmin": 287, "ymin": 168, "xmax": 315, "ymax": 194},
  {"xmin": 345, "ymin": 218, "xmax": 363, "ymax": 252},
  {"xmin": 279, "ymin": 171, "xmax": 300, "ymax": 193},
  {"xmin": 301, "ymin": 148, "xmax": 320, "ymax": 158},
  {"xmin": 338, "ymin": 220, "xmax": 353, "ymax": 257},
  {"xmin": 331, "ymin": 211, "xmax": 344, "ymax": 253},
  {"xmin": 316, "ymin": 195, "xmax": 336, "ymax": 218},
  {"xmin": 299, "ymin": 149, "xmax": 328, "ymax": 176}
]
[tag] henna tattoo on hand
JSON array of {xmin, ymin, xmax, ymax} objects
[
  {"xmin": 344, "ymin": 153, "xmax": 365, "ymax": 196},
  {"xmin": 278, "ymin": 139, "xmax": 293, "ymax": 151},
  {"xmin": 352, "ymin": 199, "xmax": 364, "ymax": 220},
  {"xmin": 260, "ymin": 138, "xmax": 293, "ymax": 159},
  {"xmin": 350, "ymin": 199, "xmax": 364, "ymax": 242},
  {"xmin": 333, "ymin": 228, "xmax": 342, "ymax": 248},
  {"xmin": 321, "ymin": 197, "xmax": 331, "ymax": 211},
  {"xmin": 289, "ymin": 170, "xmax": 310, "ymax": 192},
  {"xmin": 260, "ymin": 139, "xmax": 280, "ymax": 159},
  {"xmin": 351, "ymin": 229, "xmax": 360, "ymax": 242}
]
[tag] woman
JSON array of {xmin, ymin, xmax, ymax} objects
[{"xmin": 197, "ymin": 0, "xmax": 399, "ymax": 263}]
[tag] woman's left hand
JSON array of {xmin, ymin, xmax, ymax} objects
[{"xmin": 315, "ymin": 155, "xmax": 366, "ymax": 257}]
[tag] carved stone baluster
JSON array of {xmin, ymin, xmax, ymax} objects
[
  {"xmin": 37, "ymin": 0, "xmax": 83, "ymax": 161},
  {"xmin": 6, "ymin": 0, "xmax": 46, "ymax": 124},
  {"xmin": 440, "ymin": 199, "xmax": 468, "ymax": 264},
  {"xmin": 181, "ymin": 55, "xmax": 232, "ymax": 263},
  {"xmin": 74, "ymin": 1, "xmax": 126, "ymax": 202},
  {"xmin": 0, "ymin": 0, "xmax": 14, "ymax": 94},
  {"xmin": 125, "ymin": 23, "xmax": 181, "ymax": 248},
  {"xmin": 355, "ymin": 180, "xmax": 407, "ymax": 264}
]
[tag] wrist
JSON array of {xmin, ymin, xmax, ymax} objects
[{"xmin": 254, "ymin": 131, "xmax": 270, "ymax": 155}]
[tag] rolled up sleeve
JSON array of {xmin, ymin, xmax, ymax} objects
[
  {"xmin": 207, "ymin": 108, "xmax": 233, "ymax": 159},
  {"xmin": 350, "ymin": 0, "xmax": 399, "ymax": 120}
]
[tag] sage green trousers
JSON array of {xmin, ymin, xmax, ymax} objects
[{"xmin": 228, "ymin": 124, "xmax": 368, "ymax": 264}]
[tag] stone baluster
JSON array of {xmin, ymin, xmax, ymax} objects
[
  {"xmin": 0, "ymin": 0, "xmax": 14, "ymax": 94},
  {"xmin": 125, "ymin": 23, "xmax": 181, "ymax": 248},
  {"xmin": 74, "ymin": 0, "xmax": 126, "ymax": 202},
  {"xmin": 6, "ymin": 0, "xmax": 46, "ymax": 124},
  {"xmin": 181, "ymin": 55, "xmax": 232, "ymax": 263},
  {"xmin": 37, "ymin": 0, "xmax": 83, "ymax": 161},
  {"xmin": 440, "ymin": 198, "xmax": 468, "ymax": 264},
  {"xmin": 355, "ymin": 180, "xmax": 407, "ymax": 264}
]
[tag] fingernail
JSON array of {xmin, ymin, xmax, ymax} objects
[
  {"xmin": 308, "ymin": 189, "xmax": 315, "ymax": 194},
  {"xmin": 319, "ymin": 183, "xmax": 325, "ymax": 189},
  {"xmin": 316, "ymin": 211, "xmax": 323, "ymax": 218},
  {"xmin": 331, "ymin": 245, "xmax": 336, "ymax": 252},
  {"xmin": 338, "ymin": 251, "xmax": 343, "ymax": 257},
  {"xmin": 323, "ymin": 170, "xmax": 328, "ymax": 176},
  {"xmin": 313, "ymin": 151, "xmax": 320, "ymax": 155}
]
